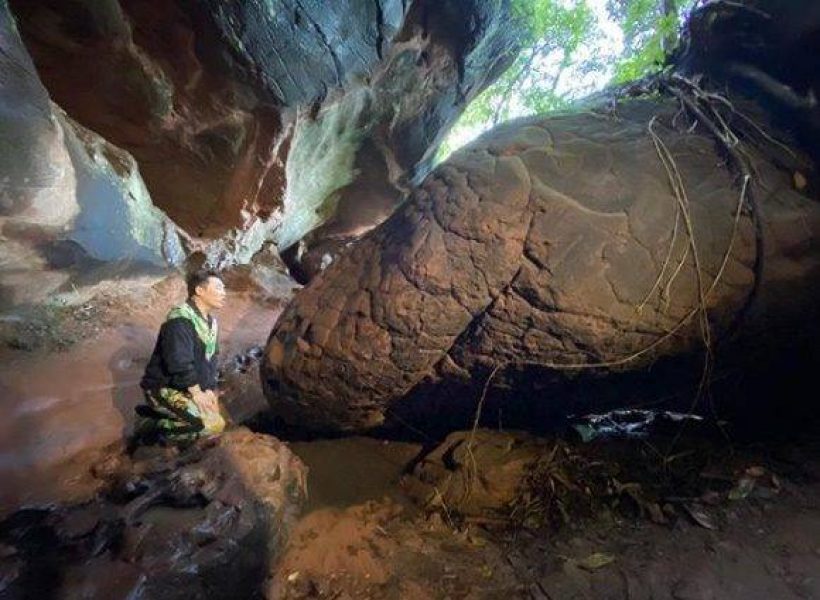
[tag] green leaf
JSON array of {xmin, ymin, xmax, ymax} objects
[{"xmin": 442, "ymin": 0, "xmax": 699, "ymax": 156}]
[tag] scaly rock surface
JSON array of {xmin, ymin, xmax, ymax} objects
[{"xmin": 262, "ymin": 97, "xmax": 820, "ymax": 431}]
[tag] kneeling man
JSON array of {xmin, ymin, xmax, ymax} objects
[{"xmin": 135, "ymin": 270, "xmax": 227, "ymax": 447}]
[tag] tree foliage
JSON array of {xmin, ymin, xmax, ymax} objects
[
  {"xmin": 440, "ymin": 0, "xmax": 699, "ymax": 161},
  {"xmin": 608, "ymin": 0, "xmax": 697, "ymax": 84},
  {"xmin": 459, "ymin": 0, "xmax": 596, "ymax": 129}
]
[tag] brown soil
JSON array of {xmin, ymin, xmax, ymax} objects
[
  {"xmin": 267, "ymin": 431, "xmax": 820, "ymax": 600},
  {"xmin": 2, "ymin": 280, "xmax": 818, "ymax": 599}
]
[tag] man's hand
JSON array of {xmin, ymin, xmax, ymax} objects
[
  {"xmin": 203, "ymin": 389, "xmax": 220, "ymax": 413},
  {"xmin": 187, "ymin": 385, "xmax": 225, "ymax": 434},
  {"xmin": 188, "ymin": 385, "xmax": 218, "ymax": 415}
]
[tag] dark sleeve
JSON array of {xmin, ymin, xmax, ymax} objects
[
  {"xmin": 213, "ymin": 319, "xmax": 219, "ymax": 360},
  {"xmin": 160, "ymin": 318, "xmax": 199, "ymax": 390},
  {"xmin": 206, "ymin": 336, "xmax": 220, "ymax": 390}
]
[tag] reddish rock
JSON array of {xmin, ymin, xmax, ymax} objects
[
  {"xmin": 0, "ymin": 429, "xmax": 307, "ymax": 599},
  {"xmin": 0, "ymin": 0, "xmax": 182, "ymax": 308},
  {"xmin": 262, "ymin": 97, "xmax": 820, "ymax": 431},
  {"xmin": 8, "ymin": 0, "xmax": 519, "ymax": 262}
]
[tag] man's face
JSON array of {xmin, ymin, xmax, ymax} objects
[{"xmin": 196, "ymin": 276, "xmax": 226, "ymax": 311}]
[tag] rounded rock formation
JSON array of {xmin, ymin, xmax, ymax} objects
[
  {"xmin": 262, "ymin": 95, "xmax": 820, "ymax": 432},
  {"xmin": 0, "ymin": 429, "xmax": 307, "ymax": 599}
]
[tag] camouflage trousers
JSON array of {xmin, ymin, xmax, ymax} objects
[{"xmin": 134, "ymin": 387, "xmax": 225, "ymax": 448}]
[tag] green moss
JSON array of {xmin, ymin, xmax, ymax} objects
[{"xmin": 277, "ymin": 90, "xmax": 371, "ymax": 250}]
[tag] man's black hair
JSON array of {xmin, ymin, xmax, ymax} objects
[{"xmin": 186, "ymin": 269, "xmax": 221, "ymax": 298}]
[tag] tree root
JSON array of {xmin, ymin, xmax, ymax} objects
[{"xmin": 465, "ymin": 73, "xmax": 776, "ymax": 459}]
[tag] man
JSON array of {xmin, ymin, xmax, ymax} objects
[{"xmin": 134, "ymin": 270, "xmax": 227, "ymax": 447}]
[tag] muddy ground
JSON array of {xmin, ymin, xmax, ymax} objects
[
  {"xmin": 266, "ymin": 427, "xmax": 820, "ymax": 600},
  {"xmin": 1, "ymin": 278, "xmax": 818, "ymax": 599}
]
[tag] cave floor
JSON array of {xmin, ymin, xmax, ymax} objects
[
  {"xmin": 268, "ymin": 429, "xmax": 820, "ymax": 600},
  {"xmin": 2, "ymin": 281, "xmax": 819, "ymax": 599}
]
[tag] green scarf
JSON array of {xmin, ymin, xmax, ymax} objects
[{"xmin": 167, "ymin": 302, "xmax": 218, "ymax": 359}]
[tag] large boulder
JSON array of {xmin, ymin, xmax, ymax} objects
[{"xmin": 261, "ymin": 94, "xmax": 820, "ymax": 431}]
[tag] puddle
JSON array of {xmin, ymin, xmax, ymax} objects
[{"xmin": 290, "ymin": 437, "xmax": 421, "ymax": 512}]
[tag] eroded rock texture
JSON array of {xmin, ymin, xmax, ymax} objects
[
  {"xmin": 0, "ymin": 429, "xmax": 307, "ymax": 599},
  {"xmin": 0, "ymin": 0, "xmax": 182, "ymax": 307},
  {"xmin": 8, "ymin": 0, "xmax": 288, "ymax": 240},
  {"xmin": 278, "ymin": 0, "xmax": 518, "ymax": 255},
  {"xmin": 8, "ymin": 0, "xmax": 518, "ymax": 270},
  {"xmin": 262, "ymin": 97, "xmax": 820, "ymax": 431},
  {"xmin": 675, "ymin": 0, "xmax": 820, "ymax": 162}
]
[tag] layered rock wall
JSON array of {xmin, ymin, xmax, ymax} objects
[
  {"xmin": 0, "ymin": 0, "xmax": 181, "ymax": 307},
  {"xmin": 7, "ymin": 0, "xmax": 518, "ymax": 278}
]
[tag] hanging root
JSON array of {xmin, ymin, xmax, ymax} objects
[
  {"xmin": 464, "ymin": 363, "xmax": 502, "ymax": 497},
  {"xmin": 637, "ymin": 200, "xmax": 681, "ymax": 314},
  {"xmin": 662, "ymin": 75, "xmax": 765, "ymax": 337},
  {"xmin": 466, "ymin": 74, "xmax": 771, "ymax": 456},
  {"xmin": 647, "ymin": 118, "xmax": 714, "ymax": 400}
]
